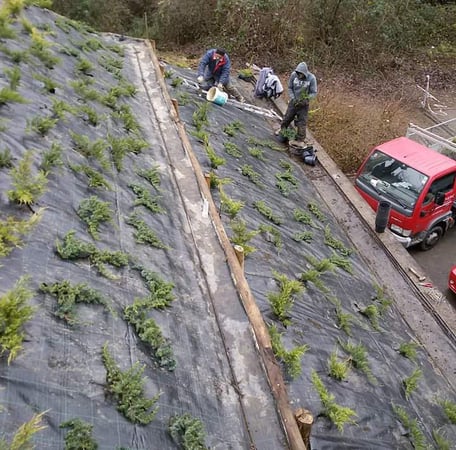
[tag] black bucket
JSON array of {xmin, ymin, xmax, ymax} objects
[{"xmin": 375, "ymin": 201, "xmax": 391, "ymax": 233}]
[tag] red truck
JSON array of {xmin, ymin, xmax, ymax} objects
[{"xmin": 355, "ymin": 135, "xmax": 456, "ymax": 250}]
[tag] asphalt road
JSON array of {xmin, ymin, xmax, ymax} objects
[{"xmin": 409, "ymin": 226, "xmax": 456, "ymax": 304}]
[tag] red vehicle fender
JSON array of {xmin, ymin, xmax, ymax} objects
[{"xmin": 449, "ymin": 265, "xmax": 456, "ymax": 294}]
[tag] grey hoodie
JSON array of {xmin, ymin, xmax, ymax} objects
[{"xmin": 287, "ymin": 62, "xmax": 317, "ymax": 102}]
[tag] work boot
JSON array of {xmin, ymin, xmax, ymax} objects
[{"xmin": 289, "ymin": 139, "xmax": 307, "ymax": 148}]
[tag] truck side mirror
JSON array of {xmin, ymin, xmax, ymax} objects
[{"xmin": 435, "ymin": 191, "xmax": 445, "ymax": 206}]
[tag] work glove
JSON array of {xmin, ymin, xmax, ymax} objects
[
  {"xmin": 217, "ymin": 83, "xmax": 224, "ymax": 90},
  {"xmin": 197, "ymin": 76, "xmax": 204, "ymax": 83}
]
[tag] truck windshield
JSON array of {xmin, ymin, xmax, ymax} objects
[{"xmin": 358, "ymin": 150, "xmax": 428, "ymax": 210}]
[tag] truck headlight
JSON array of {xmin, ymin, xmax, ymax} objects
[{"xmin": 390, "ymin": 224, "xmax": 412, "ymax": 237}]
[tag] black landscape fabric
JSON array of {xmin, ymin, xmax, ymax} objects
[{"xmin": 0, "ymin": 4, "xmax": 456, "ymax": 450}]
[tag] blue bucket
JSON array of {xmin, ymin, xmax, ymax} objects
[{"xmin": 206, "ymin": 86, "xmax": 228, "ymax": 106}]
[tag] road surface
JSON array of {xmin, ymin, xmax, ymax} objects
[{"xmin": 409, "ymin": 227, "xmax": 456, "ymax": 305}]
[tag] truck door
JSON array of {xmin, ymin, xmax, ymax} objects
[{"xmin": 417, "ymin": 172, "xmax": 456, "ymax": 230}]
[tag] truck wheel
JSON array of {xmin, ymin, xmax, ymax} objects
[{"xmin": 420, "ymin": 225, "xmax": 443, "ymax": 251}]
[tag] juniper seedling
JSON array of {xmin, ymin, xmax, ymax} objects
[
  {"xmin": 133, "ymin": 266, "xmax": 176, "ymax": 309},
  {"xmin": 248, "ymin": 146, "xmax": 266, "ymax": 160},
  {"xmin": 205, "ymin": 142, "xmax": 226, "ymax": 168},
  {"xmin": 75, "ymin": 57, "xmax": 94, "ymax": 74},
  {"xmin": 51, "ymin": 98, "xmax": 76, "ymax": 119},
  {"xmin": 207, "ymin": 171, "xmax": 231, "ymax": 189},
  {"xmin": 0, "ymin": 19, "xmax": 16, "ymax": 40},
  {"xmin": 77, "ymin": 195, "xmax": 113, "ymax": 239},
  {"xmin": 0, "ymin": 276, "xmax": 35, "ymax": 364},
  {"xmin": 402, "ymin": 368, "xmax": 422, "ymax": 399},
  {"xmin": 102, "ymin": 343, "xmax": 160, "ymax": 424},
  {"xmin": 224, "ymin": 141, "xmax": 242, "ymax": 158},
  {"xmin": 219, "ymin": 188, "xmax": 244, "ymax": 218},
  {"xmin": 311, "ymin": 370, "xmax": 357, "ymax": 432},
  {"xmin": 69, "ymin": 80, "xmax": 101, "ymax": 102},
  {"xmin": 0, "ymin": 410, "xmax": 48, "ymax": 449},
  {"xmin": 361, "ymin": 304, "xmax": 380, "ymax": 330},
  {"xmin": 324, "ymin": 225, "xmax": 353, "ymax": 256},
  {"xmin": 0, "ymin": 147, "xmax": 13, "ymax": 168},
  {"xmin": 4, "ymin": 66, "xmax": 21, "ymax": 90},
  {"xmin": 253, "ymin": 201, "xmax": 282, "ymax": 225},
  {"xmin": 171, "ymin": 76, "xmax": 183, "ymax": 87},
  {"xmin": 241, "ymin": 164, "xmax": 264, "ymax": 187},
  {"xmin": 0, "ymin": 86, "xmax": 27, "ymax": 106},
  {"xmin": 328, "ymin": 350, "xmax": 350, "ymax": 381},
  {"xmin": 40, "ymin": 142, "xmax": 64, "ymax": 173},
  {"xmin": 126, "ymin": 213, "xmax": 168, "ymax": 249},
  {"xmin": 398, "ymin": 341, "xmax": 419, "ymax": 361},
  {"xmin": 335, "ymin": 306, "xmax": 354, "ymax": 336},
  {"xmin": 33, "ymin": 73, "xmax": 61, "ymax": 93},
  {"xmin": 338, "ymin": 339, "xmax": 376, "ymax": 383},
  {"xmin": 292, "ymin": 231, "xmax": 313, "ymax": 243},
  {"xmin": 439, "ymin": 399, "xmax": 456, "ymax": 424},
  {"xmin": 190, "ymin": 128, "xmax": 210, "ymax": 143},
  {"xmin": 60, "ymin": 418, "xmax": 98, "ymax": 450},
  {"xmin": 124, "ymin": 301, "xmax": 176, "ymax": 371},
  {"xmin": 28, "ymin": 114, "xmax": 59, "ymax": 136},
  {"xmin": 247, "ymin": 136, "xmax": 283, "ymax": 151},
  {"xmin": 40, "ymin": 280, "xmax": 109, "ymax": 325},
  {"xmin": 112, "ymin": 104, "xmax": 140, "ymax": 133},
  {"xmin": 56, "ymin": 230, "xmax": 129, "ymax": 279},
  {"xmin": 223, "ymin": 120, "xmax": 244, "ymax": 136},
  {"xmin": 137, "ymin": 165, "xmax": 161, "ymax": 190},
  {"xmin": 78, "ymin": 104, "xmax": 100, "ymax": 126},
  {"xmin": 258, "ymin": 223, "xmax": 282, "ymax": 249},
  {"xmin": 168, "ymin": 413, "xmax": 208, "ymax": 450},
  {"xmin": 293, "ymin": 208, "xmax": 318, "ymax": 227},
  {"xmin": 0, "ymin": 209, "xmax": 43, "ymax": 257},
  {"xmin": 8, "ymin": 150, "xmax": 48, "ymax": 205},
  {"xmin": 129, "ymin": 183, "xmax": 165, "ymax": 213},
  {"xmin": 392, "ymin": 404, "xmax": 428, "ymax": 450},
  {"xmin": 373, "ymin": 283, "xmax": 393, "ymax": 314},
  {"xmin": 192, "ymin": 102, "xmax": 210, "ymax": 130},
  {"xmin": 267, "ymin": 270, "xmax": 303, "ymax": 326},
  {"xmin": 299, "ymin": 268, "xmax": 327, "ymax": 292},
  {"xmin": 269, "ymin": 324, "xmax": 308, "ymax": 379},
  {"xmin": 70, "ymin": 131, "xmax": 109, "ymax": 169},
  {"xmin": 278, "ymin": 127, "xmax": 297, "ymax": 140},
  {"xmin": 70, "ymin": 164, "xmax": 112, "ymax": 190},
  {"xmin": 306, "ymin": 255, "xmax": 336, "ymax": 273},
  {"xmin": 308, "ymin": 201, "xmax": 326, "ymax": 222},
  {"xmin": 229, "ymin": 218, "xmax": 259, "ymax": 256},
  {"xmin": 432, "ymin": 429, "xmax": 451, "ymax": 450},
  {"xmin": 108, "ymin": 135, "xmax": 149, "ymax": 171}
]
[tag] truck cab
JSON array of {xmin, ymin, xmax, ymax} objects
[{"xmin": 355, "ymin": 137, "xmax": 456, "ymax": 250}]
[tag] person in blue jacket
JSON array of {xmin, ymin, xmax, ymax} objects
[
  {"xmin": 197, "ymin": 48, "xmax": 244, "ymax": 102},
  {"xmin": 275, "ymin": 61, "xmax": 317, "ymax": 146}
]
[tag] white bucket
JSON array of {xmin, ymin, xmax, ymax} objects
[{"xmin": 206, "ymin": 86, "xmax": 228, "ymax": 106}]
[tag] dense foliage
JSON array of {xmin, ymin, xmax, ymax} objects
[{"xmin": 50, "ymin": 0, "xmax": 456, "ymax": 72}]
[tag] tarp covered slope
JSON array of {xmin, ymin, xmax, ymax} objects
[
  {"xmin": 0, "ymin": 6, "xmax": 286, "ymax": 449},
  {"xmin": 162, "ymin": 62, "xmax": 456, "ymax": 449}
]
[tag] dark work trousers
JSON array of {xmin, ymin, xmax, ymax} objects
[
  {"xmin": 203, "ymin": 76, "xmax": 243, "ymax": 101},
  {"xmin": 281, "ymin": 101, "xmax": 309, "ymax": 140}
]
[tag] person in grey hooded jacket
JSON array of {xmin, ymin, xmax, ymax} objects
[{"xmin": 275, "ymin": 62, "xmax": 317, "ymax": 144}]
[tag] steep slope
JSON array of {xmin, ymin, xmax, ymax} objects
[
  {"xmin": 0, "ymin": 5, "xmax": 286, "ymax": 449},
  {"xmin": 1, "ymin": 3, "xmax": 456, "ymax": 450}
]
